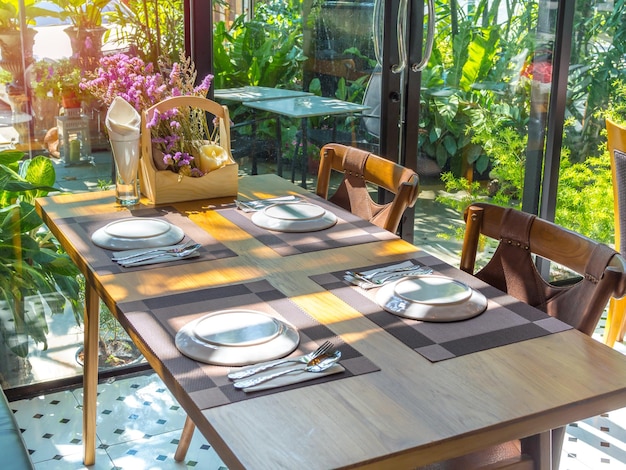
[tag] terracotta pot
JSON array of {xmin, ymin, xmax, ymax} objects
[{"xmin": 61, "ymin": 91, "xmax": 82, "ymax": 109}]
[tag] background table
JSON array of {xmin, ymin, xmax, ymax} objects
[
  {"xmin": 36, "ymin": 175, "xmax": 626, "ymax": 469},
  {"xmin": 213, "ymin": 86, "xmax": 311, "ymax": 102},
  {"xmin": 214, "ymin": 86, "xmax": 313, "ymax": 174},
  {"xmin": 244, "ymin": 96, "xmax": 369, "ymax": 187}
]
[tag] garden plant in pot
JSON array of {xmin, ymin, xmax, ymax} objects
[
  {"xmin": 54, "ymin": 58, "xmax": 89, "ymax": 109},
  {"xmin": 49, "ymin": 0, "xmax": 112, "ymax": 70},
  {"xmin": 0, "ymin": 150, "xmax": 82, "ymax": 383},
  {"xmin": 0, "ymin": 0, "xmax": 60, "ymax": 91},
  {"xmin": 75, "ymin": 295, "xmax": 143, "ymax": 370}
]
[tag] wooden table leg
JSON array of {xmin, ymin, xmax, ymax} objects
[
  {"xmin": 82, "ymin": 284, "xmax": 100, "ymax": 465},
  {"xmin": 174, "ymin": 416, "xmax": 196, "ymax": 462}
]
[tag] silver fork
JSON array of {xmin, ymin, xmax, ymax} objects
[
  {"xmin": 113, "ymin": 240, "xmax": 194, "ymax": 262},
  {"xmin": 227, "ymin": 340, "xmax": 334, "ymax": 380}
]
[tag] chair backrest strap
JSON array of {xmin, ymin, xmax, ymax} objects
[{"xmin": 329, "ymin": 146, "xmax": 390, "ymax": 225}]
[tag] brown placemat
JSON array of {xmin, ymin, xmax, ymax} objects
[
  {"xmin": 218, "ymin": 195, "xmax": 398, "ymax": 256},
  {"xmin": 310, "ymin": 254, "xmax": 573, "ymax": 362},
  {"xmin": 53, "ymin": 206, "xmax": 237, "ymax": 275},
  {"xmin": 117, "ymin": 279, "xmax": 379, "ymax": 409}
]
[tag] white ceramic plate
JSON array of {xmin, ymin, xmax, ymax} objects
[
  {"xmin": 91, "ymin": 218, "xmax": 184, "ymax": 250},
  {"xmin": 375, "ymin": 275, "xmax": 487, "ymax": 322},
  {"xmin": 251, "ymin": 202, "xmax": 337, "ymax": 232},
  {"xmin": 175, "ymin": 309, "xmax": 300, "ymax": 365}
]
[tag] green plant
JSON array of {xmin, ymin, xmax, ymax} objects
[
  {"xmin": 30, "ymin": 58, "xmax": 89, "ymax": 102},
  {"xmin": 418, "ymin": 0, "xmax": 536, "ymax": 177},
  {"xmin": 48, "ymin": 0, "xmax": 112, "ymax": 29},
  {"xmin": 212, "ymin": 0, "xmax": 305, "ymax": 90},
  {"xmin": 56, "ymin": 58, "xmax": 87, "ymax": 98},
  {"xmin": 0, "ymin": 0, "xmax": 60, "ymax": 32},
  {"xmin": 106, "ymin": 0, "xmax": 184, "ymax": 64},
  {"xmin": 0, "ymin": 150, "xmax": 81, "ymax": 357}
]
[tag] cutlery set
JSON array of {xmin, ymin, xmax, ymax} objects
[
  {"xmin": 111, "ymin": 241, "xmax": 201, "ymax": 267},
  {"xmin": 344, "ymin": 264, "xmax": 434, "ymax": 289},
  {"xmin": 235, "ymin": 195, "xmax": 303, "ymax": 212},
  {"xmin": 228, "ymin": 341, "xmax": 340, "ymax": 389}
]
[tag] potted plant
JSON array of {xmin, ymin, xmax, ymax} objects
[
  {"xmin": 56, "ymin": 58, "xmax": 89, "ymax": 108},
  {"xmin": 0, "ymin": 149, "xmax": 82, "ymax": 370},
  {"xmin": 29, "ymin": 58, "xmax": 87, "ymax": 108},
  {"xmin": 48, "ymin": 0, "xmax": 112, "ymax": 69},
  {"xmin": 0, "ymin": 0, "xmax": 60, "ymax": 87}
]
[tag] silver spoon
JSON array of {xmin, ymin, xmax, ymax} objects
[{"xmin": 233, "ymin": 350, "xmax": 342, "ymax": 389}]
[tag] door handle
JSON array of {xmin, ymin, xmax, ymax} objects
[
  {"xmin": 391, "ymin": 0, "xmax": 408, "ymax": 73},
  {"xmin": 411, "ymin": 0, "xmax": 435, "ymax": 72}
]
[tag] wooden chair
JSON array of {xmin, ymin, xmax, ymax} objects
[
  {"xmin": 419, "ymin": 202, "xmax": 626, "ymax": 470},
  {"xmin": 603, "ymin": 118, "xmax": 626, "ymax": 347},
  {"xmin": 316, "ymin": 143, "xmax": 419, "ymax": 233}
]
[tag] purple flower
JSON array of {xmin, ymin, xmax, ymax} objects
[{"xmin": 84, "ymin": 52, "xmax": 214, "ymax": 178}]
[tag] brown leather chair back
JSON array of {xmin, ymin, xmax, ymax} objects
[
  {"xmin": 454, "ymin": 202, "xmax": 626, "ymax": 470},
  {"xmin": 460, "ymin": 202, "xmax": 626, "ymax": 335},
  {"xmin": 316, "ymin": 143, "xmax": 419, "ymax": 233}
]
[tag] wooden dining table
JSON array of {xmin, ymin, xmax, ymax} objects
[{"xmin": 36, "ymin": 174, "xmax": 626, "ymax": 469}]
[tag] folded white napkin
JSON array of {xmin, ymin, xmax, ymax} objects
[
  {"xmin": 344, "ymin": 261, "xmax": 432, "ymax": 290},
  {"xmin": 105, "ymin": 96, "xmax": 141, "ymax": 139},
  {"xmin": 235, "ymin": 361, "xmax": 345, "ymax": 393}
]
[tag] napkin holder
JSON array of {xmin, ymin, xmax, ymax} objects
[{"xmin": 139, "ymin": 96, "xmax": 239, "ymax": 204}]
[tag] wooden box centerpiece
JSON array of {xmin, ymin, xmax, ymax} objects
[{"xmin": 139, "ymin": 96, "xmax": 238, "ymax": 204}]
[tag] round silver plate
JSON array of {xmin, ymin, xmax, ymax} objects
[
  {"xmin": 91, "ymin": 218, "xmax": 184, "ymax": 250},
  {"xmin": 251, "ymin": 202, "xmax": 337, "ymax": 232},
  {"xmin": 375, "ymin": 275, "xmax": 487, "ymax": 322},
  {"xmin": 175, "ymin": 309, "xmax": 300, "ymax": 365}
]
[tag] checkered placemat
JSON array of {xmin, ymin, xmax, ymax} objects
[
  {"xmin": 54, "ymin": 206, "xmax": 237, "ymax": 275},
  {"xmin": 217, "ymin": 195, "xmax": 398, "ymax": 256},
  {"xmin": 117, "ymin": 279, "xmax": 379, "ymax": 409},
  {"xmin": 310, "ymin": 255, "xmax": 573, "ymax": 362}
]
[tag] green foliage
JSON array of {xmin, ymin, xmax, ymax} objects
[
  {"xmin": 49, "ymin": 0, "xmax": 112, "ymax": 29},
  {"xmin": 211, "ymin": 0, "xmax": 306, "ymax": 143},
  {"xmin": 212, "ymin": 0, "xmax": 305, "ymax": 90},
  {"xmin": 0, "ymin": 151, "xmax": 81, "ymax": 357},
  {"xmin": 106, "ymin": 0, "xmax": 184, "ymax": 64},
  {"xmin": 555, "ymin": 151, "xmax": 614, "ymax": 244},
  {"xmin": 0, "ymin": 0, "xmax": 61, "ymax": 31},
  {"xmin": 419, "ymin": 0, "xmax": 534, "ymax": 176},
  {"xmin": 29, "ymin": 58, "xmax": 87, "ymax": 101}
]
